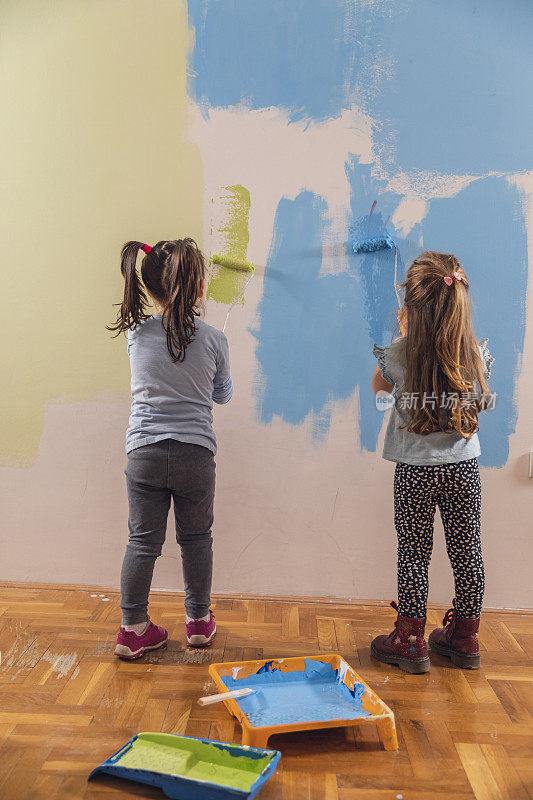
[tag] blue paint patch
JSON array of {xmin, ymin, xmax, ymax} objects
[
  {"xmin": 345, "ymin": 160, "xmax": 421, "ymax": 450},
  {"xmin": 366, "ymin": 0, "xmax": 533, "ymax": 173},
  {"xmin": 187, "ymin": 0, "xmax": 367, "ymax": 122},
  {"xmin": 421, "ymin": 176, "xmax": 528, "ymax": 467},
  {"xmin": 221, "ymin": 658, "xmax": 368, "ymax": 728},
  {"xmin": 346, "ymin": 159, "xmax": 421, "ymax": 347},
  {"xmin": 252, "ymin": 189, "xmax": 383, "ymax": 449},
  {"xmin": 188, "ymin": 1, "xmax": 533, "ymax": 171},
  {"xmin": 253, "ymin": 171, "xmax": 419, "ymax": 452}
]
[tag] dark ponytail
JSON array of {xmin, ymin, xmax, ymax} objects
[
  {"xmin": 107, "ymin": 238, "xmax": 205, "ymax": 363},
  {"xmin": 161, "ymin": 239, "xmax": 205, "ymax": 362},
  {"xmin": 107, "ymin": 241, "xmax": 150, "ymax": 335}
]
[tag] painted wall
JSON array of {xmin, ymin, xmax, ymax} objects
[{"xmin": 1, "ymin": 0, "xmax": 532, "ymax": 609}]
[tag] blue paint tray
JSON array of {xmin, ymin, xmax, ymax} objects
[
  {"xmin": 210, "ymin": 654, "xmax": 398, "ymax": 750},
  {"xmin": 88, "ymin": 732, "xmax": 281, "ymax": 800}
]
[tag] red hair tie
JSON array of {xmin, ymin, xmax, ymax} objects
[{"xmin": 141, "ymin": 243, "xmax": 152, "ymax": 254}]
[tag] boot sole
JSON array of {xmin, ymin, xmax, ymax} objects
[
  {"xmin": 371, "ymin": 642, "xmax": 430, "ymax": 674},
  {"xmin": 428, "ymin": 635, "xmax": 480, "ymax": 669}
]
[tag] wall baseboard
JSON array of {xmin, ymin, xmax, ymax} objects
[{"xmin": 0, "ymin": 579, "xmax": 530, "ymax": 615}]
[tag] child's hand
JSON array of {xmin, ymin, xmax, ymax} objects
[{"xmin": 397, "ymin": 308, "xmax": 407, "ymax": 337}]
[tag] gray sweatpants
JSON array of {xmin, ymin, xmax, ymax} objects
[{"xmin": 120, "ymin": 439, "xmax": 215, "ymax": 624}]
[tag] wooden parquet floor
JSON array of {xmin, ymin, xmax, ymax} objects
[{"xmin": 0, "ymin": 585, "xmax": 532, "ymax": 800}]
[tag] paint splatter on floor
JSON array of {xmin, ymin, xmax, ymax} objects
[
  {"xmin": 180, "ymin": 647, "xmax": 224, "ymax": 665},
  {"xmin": 91, "ymin": 635, "xmax": 224, "ymax": 665},
  {"xmin": 141, "ymin": 642, "xmax": 224, "ymax": 666},
  {"xmin": 41, "ymin": 650, "xmax": 78, "ymax": 679}
]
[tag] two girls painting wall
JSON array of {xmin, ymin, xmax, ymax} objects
[{"xmin": 108, "ymin": 239, "xmax": 492, "ymax": 673}]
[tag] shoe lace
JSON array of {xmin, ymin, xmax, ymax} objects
[
  {"xmin": 387, "ymin": 601, "xmax": 401, "ymax": 642},
  {"xmin": 442, "ymin": 599, "xmax": 457, "ymax": 628}
]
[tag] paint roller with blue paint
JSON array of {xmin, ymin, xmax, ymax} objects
[
  {"xmin": 352, "ymin": 233, "xmax": 395, "ymax": 254},
  {"xmin": 351, "ymin": 201, "xmax": 403, "ymax": 323}
]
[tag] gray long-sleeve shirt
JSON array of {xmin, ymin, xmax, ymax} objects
[{"xmin": 126, "ymin": 316, "xmax": 232, "ymax": 455}]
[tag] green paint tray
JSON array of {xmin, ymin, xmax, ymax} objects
[{"xmin": 88, "ymin": 732, "xmax": 281, "ymax": 800}]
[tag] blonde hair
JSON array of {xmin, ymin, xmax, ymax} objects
[{"xmin": 400, "ymin": 251, "xmax": 489, "ymax": 438}]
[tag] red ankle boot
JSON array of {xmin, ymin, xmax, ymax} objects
[
  {"xmin": 429, "ymin": 601, "xmax": 480, "ymax": 669},
  {"xmin": 371, "ymin": 602, "xmax": 430, "ymax": 674}
]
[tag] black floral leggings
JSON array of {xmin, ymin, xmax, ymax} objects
[{"xmin": 394, "ymin": 458, "xmax": 484, "ymax": 619}]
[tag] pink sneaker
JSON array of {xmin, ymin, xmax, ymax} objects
[
  {"xmin": 114, "ymin": 622, "xmax": 168, "ymax": 659},
  {"xmin": 186, "ymin": 611, "xmax": 216, "ymax": 647}
]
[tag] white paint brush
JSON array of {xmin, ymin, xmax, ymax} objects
[{"xmin": 198, "ymin": 688, "xmax": 254, "ymax": 707}]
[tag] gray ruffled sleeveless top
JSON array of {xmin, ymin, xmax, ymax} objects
[{"xmin": 373, "ymin": 337, "xmax": 494, "ymax": 465}]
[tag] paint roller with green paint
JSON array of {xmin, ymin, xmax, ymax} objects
[
  {"xmin": 211, "ymin": 253, "xmax": 254, "ymax": 273},
  {"xmin": 207, "ymin": 184, "xmax": 252, "ymax": 305},
  {"xmin": 210, "ymin": 253, "xmax": 256, "ymax": 332}
]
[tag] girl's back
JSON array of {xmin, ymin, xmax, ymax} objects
[
  {"xmin": 127, "ymin": 316, "xmax": 231, "ymax": 455},
  {"xmin": 374, "ymin": 336, "xmax": 493, "ymax": 465},
  {"xmin": 373, "ymin": 250, "xmax": 493, "ymax": 466}
]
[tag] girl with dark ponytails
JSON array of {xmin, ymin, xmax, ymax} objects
[
  {"xmin": 370, "ymin": 251, "xmax": 493, "ymax": 673},
  {"xmin": 108, "ymin": 239, "xmax": 233, "ymax": 658}
]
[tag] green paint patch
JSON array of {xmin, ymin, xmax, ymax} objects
[
  {"xmin": 1, "ymin": 0, "xmax": 203, "ymax": 464},
  {"xmin": 116, "ymin": 733, "xmax": 272, "ymax": 791},
  {"xmin": 208, "ymin": 184, "xmax": 251, "ymax": 304}
]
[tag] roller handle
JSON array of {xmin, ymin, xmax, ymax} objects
[{"xmin": 198, "ymin": 687, "xmax": 253, "ymax": 707}]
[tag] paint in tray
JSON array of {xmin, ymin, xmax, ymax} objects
[
  {"xmin": 209, "ymin": 654, "xmax": 398, "ymax": 750},
  {"xmin": 88, "ymin": 732, "xmax": 281, "ymax": 800},
  {"xmin": 221, "ymin": 658, "xmax": 369, "ymax": 727}
]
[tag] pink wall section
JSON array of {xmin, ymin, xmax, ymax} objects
[{"xmin": 2, "ymin": 274, "xmax": 532, "ymax": 610}]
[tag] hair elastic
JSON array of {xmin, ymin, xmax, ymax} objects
[
  {"xmin": 444, "ymin": 271, "xmax": 462, "ymax": 286},
  {"xmin": 141, "ymin": 243, "xmax": 152, "ymax": 254}
]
